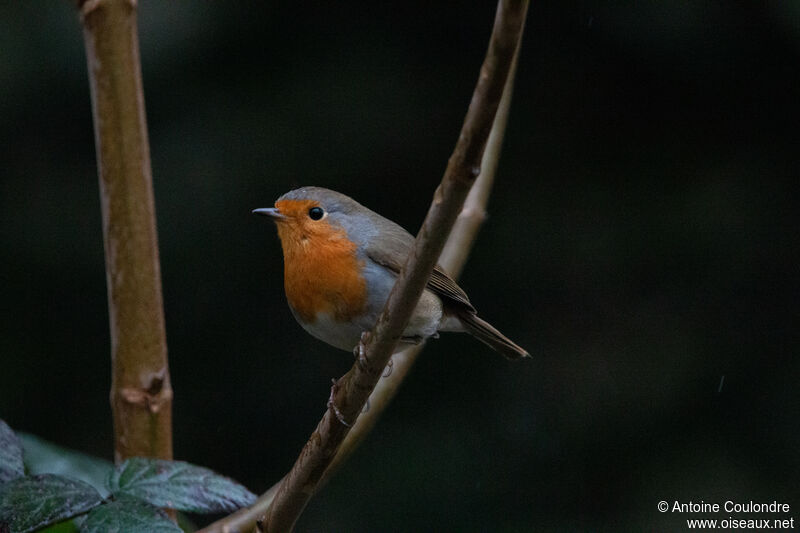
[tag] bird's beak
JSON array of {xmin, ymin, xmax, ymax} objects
[{"xmin": 252, "ymin": 207, "xmax": 286, "ymax": 220}]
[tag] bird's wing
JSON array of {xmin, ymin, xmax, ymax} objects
[
  {"xmin": 427, "ymin": 266, "xmax": 475, "ymax": 312},
  {"xmin": 364, "ymin": 218, "xmax": 475, "ymax": 313}
]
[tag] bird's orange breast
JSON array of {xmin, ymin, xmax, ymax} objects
[{"xmin": 274, "ymin": 199, "xmax": 367, "ymax": 324}]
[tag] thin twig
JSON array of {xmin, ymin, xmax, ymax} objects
[
  {"xmin": 198, "ymin": 2, "xmax": 526, "ymax": 532},
  {"xmin": 439, "ymin": 32, "xmax": 522, "ymax": 279},
  {"xmin": 260, "ymin": 2, "xmax": 528, "ymax": 532},
  {"xmin": 77, "ymin": 0, "xmax": 173, "ymax": 463},
  {"xmin": 322, "ymin": 23, "xmax": 525, "ymax": 488}
]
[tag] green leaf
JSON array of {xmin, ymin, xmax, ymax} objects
[
  {"xmin": 19, "ymin": 433, "xmax": 113, "ymax": 497},
  {"xmin": 0, "ymin": 420, "xmax": 24, "ymax": 483},
  {"xmin": 108, "ymin": 458, "xmax": 256, "ymax": 513},
  {"xmin": 40, "ymin": 519, "xmax": 80, "ymax": 533},
  {"xmin": 0, "ymin": 474, "xmax": 102, "ymax": 533},
  {"xmin": 176, "ymin": 511, "xmax": 197, "ymax": 533},
  {"xmin": 81, "ymin": 498, "xmax": 181, "ymax": 533}
]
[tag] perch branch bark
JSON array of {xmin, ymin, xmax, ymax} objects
[
  {"xmin": 260, "ymin": 2, "xmax": 528, "ymax": 532},
  {"xmin": 198, "ymin": 2, "xmax": 526, "ymax": 532},
  {"xmin": 321, "ymin": 24, "xmax": 524, "ymax": 487},
  {"xmin": 77, "ymin": 0, "xmax": 173, "ymax": 463}
]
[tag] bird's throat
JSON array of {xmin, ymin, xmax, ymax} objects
[{"xmin": 278, "ymin": 225, "xmax": 367, "ymax": 324}]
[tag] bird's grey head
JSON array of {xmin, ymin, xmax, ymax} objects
[
  {"xmin": 276, "ymin": 186, "xmax": 381, "ymax": 244},
  {"xmin": 277, "ymin": 187, "xmax": 362, "ymax": 215}
]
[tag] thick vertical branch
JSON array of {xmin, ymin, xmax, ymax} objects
[
  {"xmin": 77, "ymin": 0, "xmax": 173, "ymax": 463},
  {"xmin": 261, "ymin": 2, "xmax": 528, "ymax": 532}
]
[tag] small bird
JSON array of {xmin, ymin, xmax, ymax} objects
[{"xmin": 254, "ymin": 187, "xmax": 529, "ymax": 360}]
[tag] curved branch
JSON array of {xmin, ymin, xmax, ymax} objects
[
  {"xmin": 261, "ymin": 2, "xmax": 528, "ymax": 532},
  {"xmin": 322, "ymin": 22, "xmax": 524, "ymax": 489},
  {"xmin": 198, "ymin": 1, "xmax": 527, "ymax": 531}
]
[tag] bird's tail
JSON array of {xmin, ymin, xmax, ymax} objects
[{"xmin": 458, "ymin": 312, "xmax": 529, "ymax": 360}]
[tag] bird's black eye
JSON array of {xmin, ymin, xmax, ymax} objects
[{"xmin": 308, "ymin": 206, "xmax": 324, "ymax": 220}]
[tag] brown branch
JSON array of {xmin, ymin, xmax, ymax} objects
[
  {"xmin": 439, "ymin": 33, "xmax": 522, "ymax": 280},
  {"xmin": 321, "ymin": 23, "xmax": 525, "ymax": 489},
  {"xmin": 198, "ymin": 3, "xmax": 526, "ymax": 532},
  {"xmin": 77, "ymin": 0, "xmax": 173, "ymax": 463},
  {"xmin": 260, "ymin": 2, "xmax": 528, "ymax": 532}
]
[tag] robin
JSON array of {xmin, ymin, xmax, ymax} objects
[{"xmin": 253, "ymin": 186, "xmax": 529, "ymax": 360}]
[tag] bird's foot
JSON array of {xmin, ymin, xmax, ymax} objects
[
  {"xmin": 327, "ymin": 378, "xmax": 352, "ymax": 427},
  {"xmin": 353, "ymin": 331, "xmax": 370, "ymax": 371},
  {"xmin": 383, "ymin": 357, "xmax": 394, "ymax": 378},
  {"xmin": 400, "ymin": 334, "xmax": 426, "ymax": 345}
]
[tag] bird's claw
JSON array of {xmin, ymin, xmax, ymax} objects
[
  {"xmin": 327, "ymin": 378, "xmax": 351, "ymax": 427},
  {"xmin": 353, "ymin": 331, "xmax": 370, "ymax": 371},
  {"xmin": 352, "ymin": 332, "xmax": 392, "ymax": 378}
]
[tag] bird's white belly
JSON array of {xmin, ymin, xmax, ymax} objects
[
  {"xmin": 292, "ymin": 291, "xmax": 444, "ymax": 353},
  {"xmin": 296, "ymin": 311, "xmax": 363, "ymax": 352}
]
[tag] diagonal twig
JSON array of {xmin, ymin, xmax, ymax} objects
[
  {"xmin": 259, "ymin": 2, "xmax": 529, "ymax": 532},
  {"xmin": 320, "ymin": 19, "xmax": 525, "ymax": 491},
  {"xmin": 198, "ymin": 2, "xmax": 526, "ymax": 532},
  {"xmin": 197, "ymin": 34, "xmax": 522, "ymax": 531}
]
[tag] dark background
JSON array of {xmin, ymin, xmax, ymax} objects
[{"xmin": 2, "ymin": 2, "xmax": 798, "ymax": 531}]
